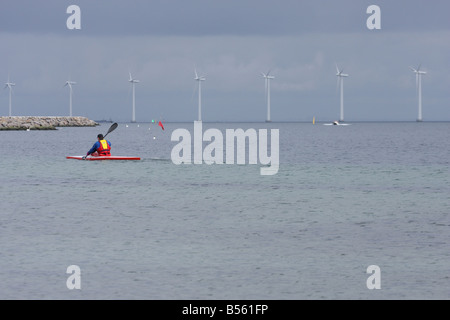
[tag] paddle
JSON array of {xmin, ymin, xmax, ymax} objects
[
  {"xmin": 104, "ymin": 122, "xmax": 118, "ymax": 138},
  {"xmin": 83, "ymin": 122, "xmax": 118, "ymax": 160}
]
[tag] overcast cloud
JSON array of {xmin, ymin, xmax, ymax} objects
[{"xmin": 1, "ymin": 0, "xmax": 449, "ymax": 122}]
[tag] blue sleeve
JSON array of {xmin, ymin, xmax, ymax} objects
[{"xmin": 87, "ymin": 141, "xmax": 100, "ymax": 155}]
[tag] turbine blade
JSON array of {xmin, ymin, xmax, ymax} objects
[{"xmin": 335, "ymin": 64, "xmax": 341, "ymax": 74}]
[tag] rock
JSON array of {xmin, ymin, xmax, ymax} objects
[{"xmin": 0, "ymin": 116, "xmax": 99, "ymax": 130}]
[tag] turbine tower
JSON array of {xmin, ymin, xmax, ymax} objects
[
  {"xmin": 64, "ymin": 80, "xmax": 76, "ymax": 117},
  {"xmin": 336, "ymin": 65, "xmax": 349, "ymax": 122},
  {"xmin": 128, "ymin": 73, "xmax": 139, "ymax": 123},
  {"xmin": 4, "ymin": 75, "xmax": 15, "ymax": 117},
  {"xmin": 194, "ymin": 69, "xmax": 206, "ymax": 122},
  {"xmin": 262, "ymin": 71, "xmax": 274, "ymax": 122},
  {"xmin": 410, "ymin": 65, "xmax": 426, "ymax": 122}
]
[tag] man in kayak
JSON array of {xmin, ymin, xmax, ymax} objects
[{"xmin": 83, "ymin": 134, "xmax": 111, "ymax": 159}]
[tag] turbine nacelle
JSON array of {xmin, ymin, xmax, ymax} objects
[
  {"xmin": 336, "ymin": 64, "xmax": 349, "ymax": 77},
  {"xmin": 4, "ymin": 82, "xmax": 15, "ymax": 89},
  {"xmin": 64, "ymin": 81, "xmax": 76, "ymax": 88},
  {"xmin": 410, "ymin": 65, "xmax": 427, "ymax": 75},
  {"xmin": 261, "ymin": 71, "xmax": 275, "ymax": 80},
  {"xmin": 128, "ymin": 73, "xmax": 140, "ymax": 83},
  {"xmin": 410, "ymin": 65, "xmax": 427, "ymax": 91},
  {"xmin": 5, "ymin": 74, "xmax": 15, "ymax": 89},
  {"xmin": 194, "ymin": 69, "xmax": 206, "ymax": 81},
  {"xmin": 410, "ymin": 69, "xmax": 427, "ymax": 75}
]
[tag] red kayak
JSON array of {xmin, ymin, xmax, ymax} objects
[{"xmin": 66, "ymin": 155, "xmax": 140, "ymax": 161}]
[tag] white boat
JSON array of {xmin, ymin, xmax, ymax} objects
[{"xmin": 323, "ymin": 121, "xmax": 351, "ymax": 126}]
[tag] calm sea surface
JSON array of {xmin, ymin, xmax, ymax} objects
[{"xmin": 0, "ymin": 122, "xmax": 449, "ymax": 299}]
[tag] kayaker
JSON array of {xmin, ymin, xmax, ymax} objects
[{"xmin": 83, "ymin": 134, "xmax": 111, "ymax": 159}]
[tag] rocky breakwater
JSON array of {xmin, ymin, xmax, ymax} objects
[{"xmin": 0, "ymin": 116, "xmax": 99, "ymax": 130}]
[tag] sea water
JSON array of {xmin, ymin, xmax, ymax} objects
[{"xmin": 0, "ymin": 122, "xmax": 449, "ymax": 299}]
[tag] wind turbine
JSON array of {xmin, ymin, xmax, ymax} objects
[
  {"xmin": 262, "ymin": 71, "xmax": 274, "ymax": 122},
  {"xmin": 410, "ymin": 64, "xmax": 427, "ymax": 122},
  {"xmin": 128, "ymin": 72, "xmax": 140, "ymax": 123},
  {"xmin": 64, "ymin": 79, "xmax": 76, "ymax": 117},
  {"xmin": 4, "ymin": 75, "xmax": 15, "ymax": 117},
  {"xmin": 194, "ymin": 69, "xmax": 206, "ymax": 122},
  {"xmin": 336, "ymin": 65, "xmax": 349, "ymax": 122}
]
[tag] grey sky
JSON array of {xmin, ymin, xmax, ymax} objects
[{"xmin": 1, "ymin": 0, "xmax": 449, "ymax": 122}]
